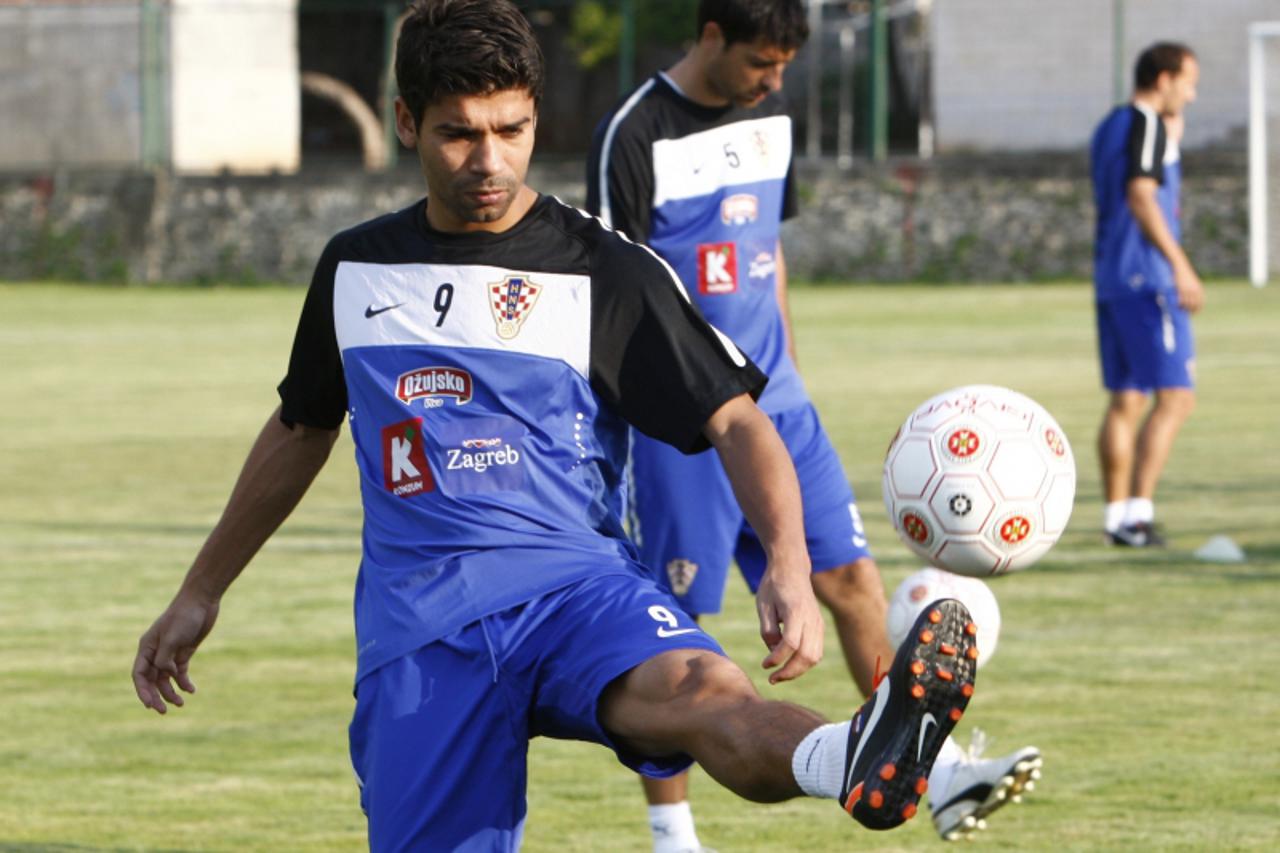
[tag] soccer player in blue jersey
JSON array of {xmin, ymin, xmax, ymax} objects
[
  {"xmin": 1090, "ymin": 42, "xmax": 1202, "ymax": 548},
  {"xmin": 130, "ymin": 1, "xmax": 980, "ymax": 849},
  {"xmin": 588, "ymin": 1, "xmax": 1040, "ymax": 847}
]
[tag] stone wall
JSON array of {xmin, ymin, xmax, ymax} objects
[{"xmin": 0, "ymin": 153, "xmax": 1249, "ymax": 285}]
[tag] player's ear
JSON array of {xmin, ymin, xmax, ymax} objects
[
  {"xmin": 700, "ymin": 20, "xmax": 726, "ymax": 52},
  {"xmin": 394, "ymin": 96, "xmax": 419, "ymax": 148}
]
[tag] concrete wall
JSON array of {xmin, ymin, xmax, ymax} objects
[
  {"xmin": 0, "ymin": 3, "xmax": 142, "ymax": 169},
  {"xmin": 933, "ymin": 0, "xmax": 1280, "ymax": 151},
  {"xmin": 170, "ymin": 0, "xmax": 300, "ymax": 173},
  {"xmin": 0, "ymin": 156, "xmax": 1250, "ymax": 285}
]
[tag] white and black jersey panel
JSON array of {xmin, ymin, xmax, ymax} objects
[
  {"xmin": 1090, "ymin": 104, "xmax": 1184, "ymax": 299},
  {"xmin": 586, "ymin": 74, "xmax": 806, "ymax": 415},
  {"xmin": 276, "ymin": 196, "xmax": 765, "ymax": 678}
]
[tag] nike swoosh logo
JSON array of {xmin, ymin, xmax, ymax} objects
[
  {"xmin": 656, "ymin": 627, "xmax": 698, "ymax": 638},
  {"xmin": 917, "ymin": 711, "xmax": 938, "ymax": 762},
  {"xmin": 845, "ymin": 676, "xmax": 889, "ymax": 794},
  {"xmin": 365, "ymin": 302, "xmax": 404, "ymax": 318}
]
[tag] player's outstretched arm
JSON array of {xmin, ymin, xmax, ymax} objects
[
  {"xmin": 131, "ymin": 407, "xmax": 340, "ymax": 714},
  {"xmin": 703, "ymin": 394, "xmax": 820, "ymax": 684}
]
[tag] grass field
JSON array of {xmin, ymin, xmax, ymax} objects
[{"xmin": 1, "ymin": 280, "xmax": 1278, "ymax": 851}]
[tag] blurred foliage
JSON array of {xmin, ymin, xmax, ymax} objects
[{"xmin": 566, "ymin": 0, "xmax": 699, "ymax": 69}]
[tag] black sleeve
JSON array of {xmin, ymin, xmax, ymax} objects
[
  {"xmin": 276, "ymin": 238, "xmax": 347, "ymax": 429},
  {"xmin": 781, "ymin": 158, "xmax": 799, "ymax": 221},
  {"xmin": 1125, "ymin": 107, "xmax": 1166, "ymax": 184},
  {"xmin": 585, "ymin": 109, "xmax": 654, "ymax": 245},
  {"xmin": 589, "ymin": 237, "xmax": 767, "ymax": 454}
]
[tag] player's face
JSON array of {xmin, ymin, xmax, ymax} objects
[
  {"xmin": 1161, "ymin": 57, "xmax": 1199, "ymax": 117},
  {"xmin": 707, "ymin": 37, "xmax": 796, "ymax": 108},
  {"xmin": 396, "ymin": 89, "xmax": 537, "ymax": 232}
]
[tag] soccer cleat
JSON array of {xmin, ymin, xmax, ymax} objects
[
  {"xmin": 838, "ymin": 599, "xmax": 977, "ymax": 831},
  {"xmin": 930, "ymin": 730, "xmax": 1043, "ymax": 842},
  {"xmin": 1105, "ymin": 522, "xmax": 1166, "ymax": 548}
]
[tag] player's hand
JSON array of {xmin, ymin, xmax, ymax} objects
[
  {"xmin": 132, "ymin": 592, "xmax": 220, "ymax": 714},
  {"xmin": 756, "ymin": 562, "xmax": 823, "ymax": 684},
  {"xmin": 1173, "ymin": 262, "xmax": 1204, "ymax": 313}
]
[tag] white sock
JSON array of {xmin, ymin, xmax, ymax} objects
[
  {"xmin": 791, "ymin": 721, "xmax": 851, "ymax": 799},
  {"xmin": 1104, "ymin": 500, "xmax": 1128, "ymax": 533},
  {"xmin": 648, "ymin": 801, "xmax": 700, "ymax": 853},
  {"xmin": 1125, "ymin": 497, "xmax": 1154, "ymax": 525},
  {"xmin": 927, "ymin": 733, "xmax": 965, "ymax": 793}
]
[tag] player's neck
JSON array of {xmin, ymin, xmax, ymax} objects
[
  {"xmin": 1131, "ymin": 90, "xmax": 1164, "ymax": 114},
  {"xmin": 666, "ymin": 54, "xmax": 730, "ymax": 109}
]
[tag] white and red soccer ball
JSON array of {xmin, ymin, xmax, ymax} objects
[
  {"xmin": 882, "ymin": 385, "xmax": 1076, "ymax": 577},
  {"xmin": 887, "ymin": 567, "xmax": 1001, "ymax": 669}
]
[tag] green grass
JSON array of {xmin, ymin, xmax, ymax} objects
[{"xmin": 1, "ymin": 280, "xmax": 1277, "ymax": 851}]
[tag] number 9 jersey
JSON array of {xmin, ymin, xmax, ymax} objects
[{"xmin": 276, "ymin": 195, "xmax": 765, "ymax": 681}]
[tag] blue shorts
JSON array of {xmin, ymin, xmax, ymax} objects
[
  {"xmin": 348, "ymin": 572, "xmax": 723, "ymax": 852},
  {"xmin": 629, "ymin": 402, "xmax": 872, "ymax": 616},
  {"xmin": 1096, "ymin": 292, "xmax": 1196, "ymax": 392}
]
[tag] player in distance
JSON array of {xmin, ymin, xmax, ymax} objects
[
  {"xmin": 130, "ymin": 1, "xmax": 977, "ymax": 848},
  {"xmin": 1090, "ymin": 41, "xmax": 1202, "ymax": 548},
  {"xmin": 587, "ymin": 0, "xmax": 1039, "ymax": 846}
]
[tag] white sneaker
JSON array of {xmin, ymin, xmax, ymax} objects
[{"xmin": 929, "ymin": 730, "xmax": 1042, "ymax": 841}]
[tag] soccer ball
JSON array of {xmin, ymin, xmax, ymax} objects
[
  {"xmin": 882, "ymin": 385, "xmax": 1075, "ymax": 577},
  {"xmin": 887, "ymin": 567, "xmax": 1000, "ymax": 669}
]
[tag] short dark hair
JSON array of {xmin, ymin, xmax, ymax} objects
[
  {"xmin": 697, "ymin": 0, "xmax": 809, "ymax": 52},
  {"xmin": 395, "ymin": 0, "xmax": 545, "ymax": 127},
  {"xmin": 1133, "ymin": 42, "xmax": 1195, "ymax": 91}
]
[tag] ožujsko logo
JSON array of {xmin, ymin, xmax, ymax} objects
[
  {"xmin": 489, "ymin": 275, "xmax": 543, "ymax": 339},
  {"xmin": 396, "ymin": 366, "xmax": 473, "ymax": 409},
  {"xmin": 720, "ymin": 193, "xmax": 759, "ymax": 225}
]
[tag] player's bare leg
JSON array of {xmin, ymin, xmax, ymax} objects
[
  {"xmin": 1132, "ymin": 387, "xmax": 1195, "ymax": 500},
  {"xmin": 605, "ymin": 649, "xmax": 819, "ymax": 802},
  {"xmin": 1098, "ymin": 390, "xmax": 1151, "ymax": 543},
  {"xmin": 811, "ymin": 557, "xmax": 893, "ymax": 697},
  {"xmin": 1097, "ymin": 390, "xmax": 1148, "ymax": 504},
  {"xmin": 605, "ymin": 604, "xmax": 977, "ymax": 829}
]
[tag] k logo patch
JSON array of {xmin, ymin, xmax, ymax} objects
[
  {"xmin": 382, "ymin": 417, "xmax": 434, "ymax": 498},
  {"xmin": 697, "ymin": 242, "xmax": 737, "ymax": 295}
]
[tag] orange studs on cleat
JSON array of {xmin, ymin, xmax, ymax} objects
[
  {"xmin": 939, "ymin": 643, "xmax": 957, "ymax": 656},
  {"xmin": 936, "ymin": 667, "xmax": 954, "ymax": 681},
  {"xmin": 919, "ymin": 629, "xmax": 935, "ymax": 644},
  {"xmin": 949, "ymin": 707, "xmax": 964, "ymax": 722},
  {"xmin": 879, "ymin": 763, "xmax": 897, "ymax": 781},
  {"xmin": 927, "ymin": 609, "xmax": 942, "ymax": 624},
  {"xmin": 915, "ymin": 776, "xmax": 929, "ymax": 795},
  {"xmin": 911, "ymin": 684, "xmax": 926, "ymax": 699},
  {"xmin": 966, "ymin": 646, "xmax": 980, "ymax": 661},
  {"xmin": 843, "ymin": 782, "xmax": 863, "ymax": 814},
  {"xmin": 961, "ymin": 683, "xmax": 975, "ymax": 698},
  {"xmin": 910, "ymin": 660, "xmax": 925, "ymax": 675},
  {"xmin": 965, "ymin": 622, "xmax": 978, "ymax": 636},
  {"xmin": 867, "ymin": 790, "xmax": 884, "ymax": 809},
  {"xmin": 902, "ymin": 803, "xmax": 917, "ymax": 820}
]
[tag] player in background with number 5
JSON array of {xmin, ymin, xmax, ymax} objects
[
  {"xmin": 1090, "ymin": 42, "xmax": 1202, "ymax": 548},
  {"xmin": 587, "ymin": 0, "xmax": 1040, "ymax": 846},
  {"xmin": 131, "ymin": 1, "xmax": 980, "ymax": 849}
]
